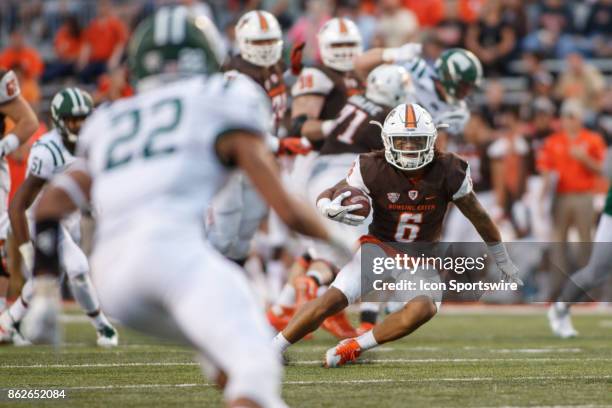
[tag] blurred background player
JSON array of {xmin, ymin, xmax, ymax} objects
[
  {"xmin": 0, "ymin": 87, "xmax": 117, "ymax": 347},
  {"xmin": 23, "ymin": 7, "xmax": 349, "ymax": 407},
  {"xmin": 207, "ymin": 10, "xmax": 287, "ymax": 267},
  {"xmin": 0, "ymin": 68, "xmax": 38, "ymax": 315},
  {"xmin": 273, "ymin": 103, "xmax": 522, "ymax": 367},
  {"xmin": 267, "ymin": 64, "xmax": 412, "ymax": 337}
]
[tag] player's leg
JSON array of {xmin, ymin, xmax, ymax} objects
[
  {"xmin": 60, "ymin": 227, "xmax": 117, "ymax": 346},
  {"xmin": 169, "ymin": 247, "xmax": 286, "ymax": 408},
  {"xmin": 325, "ymin": 296, "xmax": 437, "ymax": 367},
  {"xmin": 0, "ymin": 278, "xmax": 32, "ymax": 344},
  {"xmin": 548, "ymin": 213, "xmax": 612, "ymax": 338},
  {"xmin": 273, "ymin": 249, "xmax": 363, "ymax": 353}
]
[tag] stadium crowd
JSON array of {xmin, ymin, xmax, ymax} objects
[{"xmin": 0, "ymin": 0, "xmax": 610, "ymax": 302}]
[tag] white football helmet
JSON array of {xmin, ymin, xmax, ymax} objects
[
  {"xmin": 236, "ymin": 10, "xmax": 283, "ymax": 67},
  {"xmin": 372, "ymin": 103, "xmax": 444, "ymax": 170},
  {"xmin": 317, "ymin": 17, "xmax": 363, "ymax": 72},
  {"xmin": 365, "ymin": 64, "xmax": 412, "ymax": 108}
]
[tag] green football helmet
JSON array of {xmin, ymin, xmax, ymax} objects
[
  {"xmin": 434, "ymin": 48, "xmax": 483, "ymax": 102},
  {"xmin": 127, "ymin": 6, "xmax": 226, "ymax": 88},
  {"xmin": 50, "ymin": 87, "xmax": 94, "ymax": 147}
]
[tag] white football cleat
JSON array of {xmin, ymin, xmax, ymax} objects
[
  {"xmin": 96, "ymin": 325, "xmax": 119, "ymax": 347},
  {"xmin": 548, "ymin": 302, "xmax": 578, "ymax": 339},
  {"xmin": 21, "ymin": 277, "xmax": 62, "ymax": 346}
]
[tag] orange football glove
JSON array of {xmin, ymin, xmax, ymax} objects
[
  {"xmin": 277, "ymin": 137, "xmax": 311, "ymax": 156},
  {"xmin": 290, "ymin": 42, "xmax": 306, "ymax": 75}
]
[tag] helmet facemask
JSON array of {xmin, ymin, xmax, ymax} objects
[
  {"xmin": 321, "ymin": 41, "xmax": 362, "ymax": 72},
  {"xmin": 240, "ymin": 37, "xmax": 282, "ymax": 67},
  {"xmin": 382, "ymin": 131, "xmax": 437, "ymax": 170}
]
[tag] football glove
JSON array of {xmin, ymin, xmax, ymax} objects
[
  {"xmin": 290, "ymin": 41, "xmax": 306, "ymax": 75},
  {"xmin": 487, "ymin": 243, "xmax": 523, "ymax": 286},
  {"xmin": 317, "ymin": 191, "xmax": 365, "ymax": 226}
]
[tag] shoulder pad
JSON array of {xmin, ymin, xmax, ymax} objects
[{"xmin": 291, "ymin": 67, "xmax": 334, "ymax": 97}]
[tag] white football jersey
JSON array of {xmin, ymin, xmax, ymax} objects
[
  {"xmin": 77, "ymin": 74, "xmax": 271, "ymax": 238},
  {"xmin": 27, "ymin": 129, "xmax": 76, "ymax": 180},
  {"xmin": 402, "ymin": 58, "xmax": 470, "ymax": 136}
]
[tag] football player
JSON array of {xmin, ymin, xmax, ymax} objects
[
  {"xmin": 355, "ymin": 46, "xmax": 481, "ymax": 137},
  {"xmin": 273, "ymin": 103, "xmax": 522, "ymax": 367},
  {"xmin": 22, "ymin": 8, "xmax": 347, "ymax": 407},
  {"xmin": 268, "ymin": 17, "xmax": 365, "ymax": 335},
  {"xmin": 267, "ymin": 64, "xmax": 411, "ymax": 335},
  {"xmin": 206, "ymin": 10, "xmax": 287, "ymax": 264},
  {"xmin": 0, "ymin": 69, "xmax": 39, "ymax": 313},
  {"xmin": 548, "ymin": 149, "xmax": 612, "ymax": 338},
  {"xmin": 354, "ymin": 46, "xmax": 484, "ymax": 331},
  {"xmin": 0, "ymin": 87, "xmax": 118, "ymax": 347}
]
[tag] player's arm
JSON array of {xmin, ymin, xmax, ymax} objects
[
  {"xmin": 455, "ymin": 192, "xmax": 523, "ymax": 285},
  {"xmin": 8, "ymin": 175, "xmax": 46, "ymax": 269},
  {"xmin": 353, "ymin": 44, "xmax": 422, "ymax": 80},
  {"xmin": 0, "ymin": 94, "xmax": 39, "ymax": 156},
  {"xmin": 32, "ymin": 168, "xmax": 91, "ymax": 278}
]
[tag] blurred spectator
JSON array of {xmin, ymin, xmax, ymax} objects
[
  {"xmin": 465, "ymin": 0, "xmax": 516, "ymax": 75},
  {"xmin": 403, "ymin": 0, "xmax": 445, "ymax": 28},
  {"xmin": 42, "ymin": 14, "xmax": 84, "ymax": 82},
  {"xmin": 336, "ymin": 0, "xmax": 377, "ymax": 50},
  {"xmin": 420, "ymin": 32, "xmax": 444, "ymax": 65},
  {"xmin": 77, "ymin": 0, "xmax": 128, "ymax": 84},
  {"xmin": 488, "ymin": 107, "xmax": 530, "ymax": 235},
  {"xmin": 94, "ymin": 66, "xmax": 133, "ymax": 104},
  {"xmin": 555, "ymin": 52, "xmax": 606, "ymax": 119},
  {"xmin": 538, "ymin": 99, "xmax": 606, "ymax": 295},
  {"xmin": 594, "ymin": 88, "xmax": 612, "ymax": 145},
  {"xmin": 522, "ymin": 0, "xmax": 577, "ymax": 58},
  {"xmin": 0, "ymin": 28, "xmax": 44, "ymax": 80},
  {"xmin": 583, "ymin": 0, "xmax": 612, "ymax": 57},
  {"xmin": 456, "ymin": 0, "xmax": 487, "ymax": 24},
  {"xmin": 480, "ymin": 79, "xmax": 506, "ymax": 129},
  {"xmin": 524, "ymin": 97, "xmax": 558, "ymax": 175},
  {"xmin": 500, "ymin": 0, "xmax": 528, "ymax": 41},
  {"xmin": 376, "ymin": 0, "xmax": 418, "ymax": 47},
  {"xmin": 287, "ymin": 0, "xmax": 331, "ymax": 65}
]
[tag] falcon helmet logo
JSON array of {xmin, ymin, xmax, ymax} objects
[
  {"xmin": 387, "ymin": 192, "xmax": 400, "ymax": 203},
  {"xmin": 408, "ymin": 190, "xmax": 419, "ymax": 200}
]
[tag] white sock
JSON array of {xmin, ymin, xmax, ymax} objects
[
  {"xmin": 272, "ymin": 332, "xmax": 291, "ymax": 352},
  {"xmin": 7, "ymin": 297, "xmax": 28, "ymax": 324},
  {"xmin": 356, "ymin": 330, "xmax": 378, "ymax": 351}
]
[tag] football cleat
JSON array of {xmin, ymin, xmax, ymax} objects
[
  {"xmin": 96, "ymin": 325, "xmax": 119, "ymax": 347},
  {"xmin": 0, "ymin": 315, "xmax": 13, "ymax": 344},
  {"xmin": 356, "ymin": 322, "xmax": 375, "ymax": 336},
  {"xmin": 322, "ymin": 310, "xmax": 358, "ymax": 339},
  {"xmin": 21, "ymin": 278, "xmax": 61, "ymax": 346},
  {"xmin": 325, "ymin": 338, "xmax": 361, "ymax": 368},
  {"xmin": 267, "ymin": 306, "xmax": 295, "ymax": 332},
  {"xmin": 548, "ymin": 303, "xmax": 578, "ymax": 339}
]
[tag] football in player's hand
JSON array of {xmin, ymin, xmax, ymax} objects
[{"xmin": 333, "ymin": 186, "xmax": 371, "ymax": 218}]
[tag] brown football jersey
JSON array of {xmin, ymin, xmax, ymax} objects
[
  {"xmin": 319, "ymin": 94, "xmax": 390, "ymax": 156},
  {"xmin": 291, "ymin": 64, "xmax": 364, "ymax": 120},
  {"xmin": 347, "ymin": 151, "xmax": 471, "ymax": 242},
  {"xmin": 223, "ymin": 55, "xmax": 287, "ymax": 132}
]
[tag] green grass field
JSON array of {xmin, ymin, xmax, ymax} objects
[{"xmin": 1, "ymin": 306, "xmax": 611, "ymax": 407}]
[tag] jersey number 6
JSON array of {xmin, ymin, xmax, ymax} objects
[{"xmin": 394, "ymin": 212, "xmax": 422, "ymax": 242}]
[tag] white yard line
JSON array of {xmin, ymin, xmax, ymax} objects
[
  {"xmin": 23, "ymin": 374, "xmax": 611, "ymax": 391},
  {"xmin": 3, "ymin": 357, "xmax": 612, "ymax": 369}
]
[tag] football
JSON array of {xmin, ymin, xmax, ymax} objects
[{"xmin": 333, "ymin": 186, "xmax": 371, "ymax": 218}]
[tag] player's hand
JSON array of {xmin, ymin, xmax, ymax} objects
[
  {"xmin": 497, "ymin": 261, "xmax": 523, "ymax": 286},
  {"xmin": 277, "ymin": 137, "xmax": 311, "ymax": 156},
  {"xmin": 382, "ymin": 43, "xmax": 422, "ymax": 64},
  {"xmin": 19, "ymin": 242, "xmax": 35, "ymax": 272},
  {"xmin": 290, "ymin": 41, "xmax": 306, "ymax": 75},
  {"xmin": 317, "ymin": 192, "xmax": 365, "ymax": 226}
]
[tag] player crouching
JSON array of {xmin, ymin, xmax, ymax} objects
[{"xmin": 273, "ymin": 103, "xmax": 522, "ymax": 367}]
